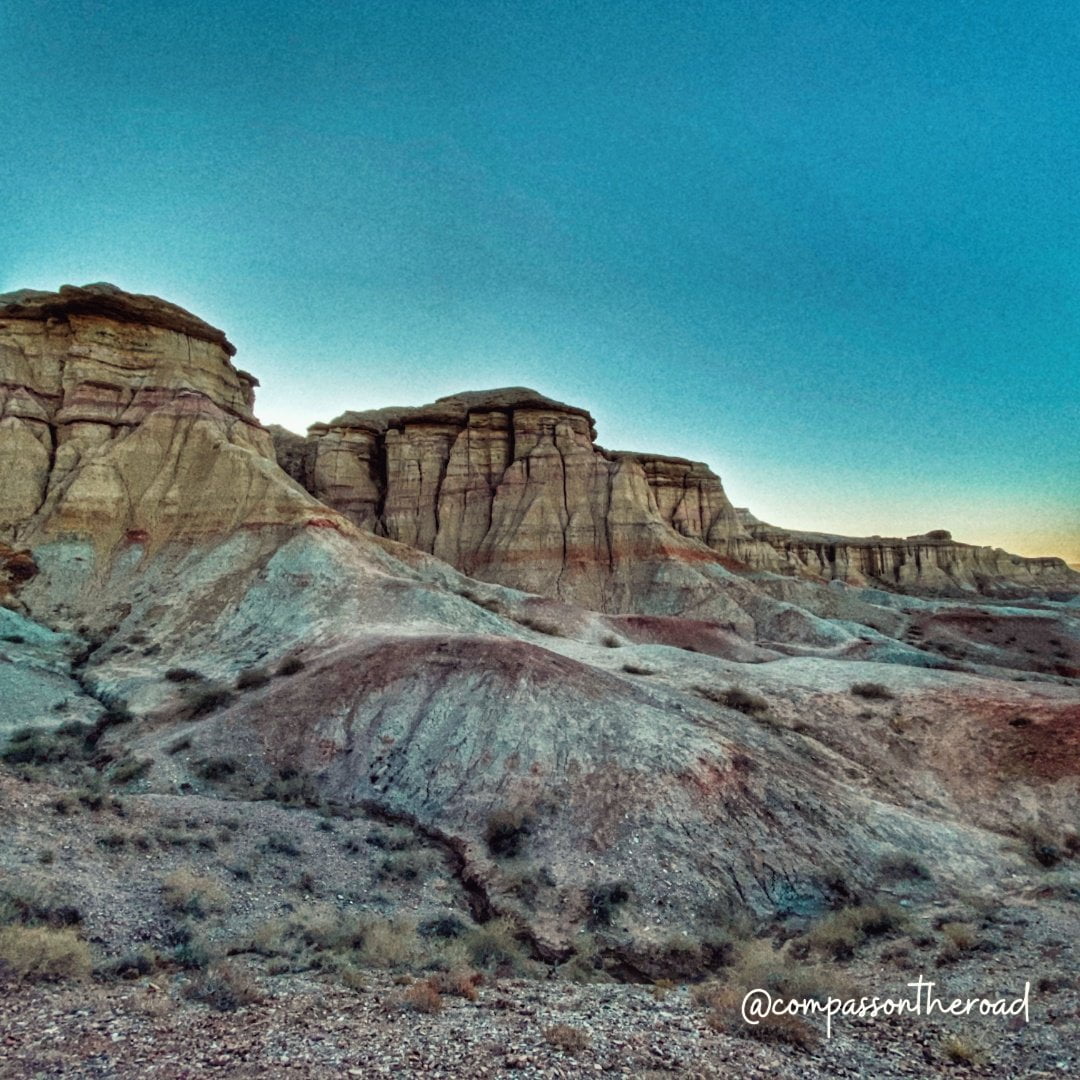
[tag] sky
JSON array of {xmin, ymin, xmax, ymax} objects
[{"xmin": 2, "ymin": 1, "xmax": 1077, "ymax": 562}]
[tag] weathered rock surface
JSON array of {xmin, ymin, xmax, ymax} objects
[
  {"xmin": 283, "ymin": 389, "xmax": 1078, "ymax": 607},
  {"xmin": 0, "ymin": 283, "xmax": 339, "ymax": 554}
]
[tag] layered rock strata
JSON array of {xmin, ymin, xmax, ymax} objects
[
  {"xmin": 273, "ymin": 388, "xmax": 781, "ymax": 610},
  {"xmin": 0, "ymin": 283, "xmax": 331, "ymax": 553},
  {"xmin": 282, "ymin": 389, "xmax": 1078, "ymax": 604}
]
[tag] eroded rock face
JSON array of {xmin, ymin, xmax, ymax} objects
[
  {"xmin": 280, "ymin": 388, "xmax": 784, "ymax": 611},
  {"xmin": 740, "ymin": 514, "xmax": 1079, "ymax": 597},
  {"xmin": 285, "ymin": 389, "xmax": 1078, "ymax": 605},
  {"xmin": 0, "ymin": 283, "xmax": 329, "ymax": 552}
]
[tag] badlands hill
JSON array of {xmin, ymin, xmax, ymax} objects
[{"xmin": 0, "ymin": 284, "xmax": 1077, "ymax": 1076}]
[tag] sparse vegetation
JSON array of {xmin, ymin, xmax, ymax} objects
[
  {"xmin": 851, "ymin": 682, "xmax": 894, "ymax": 701},
  {"xmin": 621, "ymin": 663, "xmax": 654, "ymax": 675},
  {"xmin": 165, "ymin": 667, "xmax": 204, "ymax": 683},
  {"xmin": 236, "ymin": 666, "xmax": 271, "ymax": 690},
  {"xmin": 800, "ymin": 903, "xmax": 905, "ymax": 961},
  {"xmin": 460, "ymin": 917, "xmax": 529, "ymax": 972},
  {"xmin": 184, "ymin": 962, "xmax": 262, "ymax": 1011},
  {"xmin": 485, "ymin": 808, "xmax": 535, "ymax": 859},
  {"xmin": 544, "ymin": 1023, "xmax": 589, "ymax": 1052},
  {"xmin": 695, "ymin": 686, "xmax": 770, "ymax": 716},
  {"xmin": 0, "ymin": 926, "xmax": 92, "ymax": 981},
  {"xmin": 587, "ymin": 882, "xmax": 630, "ymax": 928},
  {"xmin": 399, "ymin": 978, "xmax": 443, "ymax": 1014},
  {"xmin": 878, "ymin": 852, "xmax": 932, "ymax": 881},
  {"xmin": 109, "ymin": 755, "xmax": 152, "ymax": 785},
  {"xmin": 162, "ymin": 869, "xmax": 228, "ymax": 918},
  {"xmin": 276, "ymin": 655, "xmax": 306, "ymax": 676},
  {"xmin": 940, "ymin": 1033, "xmax": 987, "ymax": 1066},
  {"xmin": 186, "ymin": 684, "xmax": 236, "ymax": 717},
  {"xmin": 516, "ymin": 616, "xmax": 566, "ymax": 637}
]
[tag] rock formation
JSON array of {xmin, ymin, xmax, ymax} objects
[
  {"xmin": 279, "ymin": 389, "xmax": 1078, "ymax": 605},
  {"xmin": 0, "ymin": 283, "xmax": 337, "ymax": 556}
]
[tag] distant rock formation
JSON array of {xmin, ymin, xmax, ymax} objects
[
  {"xmin": 271, "ymin": 387, "xmax": 782, "ymax": 611},
  {"xmin": 280, "ymin": 389, "xmax": 1078, "ymax": 604}
]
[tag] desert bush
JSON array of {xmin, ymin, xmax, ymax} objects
[
  {"xmin": 186, "ymin": 684, "xmax": 235, "ymax": 717},
  {"xmin": 0, "ymin": 880, "xmax": 82, "ymax": 929},
  {"xmin": 365, "ymin": 825, "xmax": 417, "ymax": 851},
  {"xmin": 801, "ymin": 903, "xmax": 905, "ymax": 960},
  {"xmin": 705, "ymin": 983, "xmax": 818, "ymax": 1049},
  {"xmin": 162, "ymin": 869, "xmax": 228, "ymax": 918},
  {"xmin": 621, "ymin": 663, "xmax": 654, "ymax": 675},
  {"xmin": 262, "ymin": 771, "xmax": 319, "ymax": 807},
  {"xmin": 109, "ymin": 755, "xmax": 152, "ymax": 785},
  {"xmin": 165, "ymin": 667, "xmax": 204, "ymax": 683},
  {"xmin": 399, "ymin": 978, "xmax": 443, "ymax": 1014},
  {"xmin": 878, "ymin": 853, "xmax": 931, "ymax": 881},
  {"xmin": 431, "ymin": 967, "xmax": 482, "ymax": 1000},
  {"xmin": 235, "ymin": 666, "xmax": 271, "ymax": 690},
  {"xmin": 601, "ymin": 635, "xmax": 622, "ymax": 648},
  {"xmin": 193, "ymin": 756, "xmax": 239, "ymax": 781},
  {"xmin": 587, "ymin": 882, "xmax": 630, "ymax": 928},
  {"xmin": 940, "ymin": 1034, "xmax": 986, "ymax": 1066},
  {"xmin": 719, "ymin": 687, "xmax": 769, "ymax": 715},
  {"xmin": 103, "ymin": 946, "xmax": 161, "ymax": 980},
  {"xmin": 516, "ymin": 616, "xmax": 565, "ymax": 636},
  {"xmin": 356, "ymin": 917, "xmax": 420, "ymax": 969},
  {"xmin": 0, "ymin": 925, "xmax": 92, "ymax": 981},
  {"xmin": 544, "ymin": 1023, "xmax": 589, "ymax": 1052},
  {"xmin": 420, "ymin": 914, "xmax": 468, "ymax": 940},
  {"xmin": 694, "ymin": 937, "xmax": 851, "ymax": 1049},
  {"xmin": 1, "ymin": 725, "xmax": 78, "ymax": 766},
  {"xmin": 461, "ymin": 918, "xmax": 528, "ymax": 972},
  {"xmin": 485, "ymin": 809, "xmax": 535, "ymax": 859},
  {"xmin": 940, "ymin": 921, "xmax": 977, "ymax": 950},
  {"xmin": 851, "ymin": 682, "xmax": 894, "ymax": 701},
  {"xmin": 378, "ymin": 850, "xmax": 437, "ymax": 883},
  {"xmin": 184, "ymin": 961, "xmax": 262, "ymax": 1011},
  {"xmin": 276, "ymin": 655, "xmax": 305, "ymax": 676},
  {"xmin": 1021, "ymin": 825, "xmax": 1064, "ymax": 868},
  {"xmin": 261, "ymin": 831, "xmax": 303, "ymax": 858}
]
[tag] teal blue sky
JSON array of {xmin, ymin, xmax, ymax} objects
[{"xmin": 3, "ymin": 1, "xmax": 1077, "ymax": 561}]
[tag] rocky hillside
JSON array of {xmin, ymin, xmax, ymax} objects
[{"xmin": 1, "ymin": 285, "xmax": 1077, "ymax": 1075}]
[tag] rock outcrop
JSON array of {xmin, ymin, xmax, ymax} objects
[
  {"xmin": 0, "ymin": 283, "xmax": 335, "ymax": 554},
  {"xmin": 275, "ymin": 388, "xmax": 783, "ymax": 612},
  {"xmin": 281, "ymin": 389, "xmax": 1078, "ymax": 606},
  {"xmin": 739, "ymin": 513, "xmax": 1079, "ymax": 597}
]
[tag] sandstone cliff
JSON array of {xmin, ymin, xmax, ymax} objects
[
  {"xmin": 281, "ymin": 389, "xmax": 1078, "ymax": 605},
  {"xmin": 0, "ymin": 283, "xmax": 334, "ymax": 555}
]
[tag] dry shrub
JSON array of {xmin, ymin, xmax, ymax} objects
[
  {"xmin": 544, "ymin": 1023, "xmax": 590, "ymax": 1053},
  {"xmin": 0, "ymin": 926, "xmax": 92, "ymax": 981},
  {"xmin": 461, "ymin": 917, "xmax": 529, "ymax": 972},
  {"xmin": 431, "ymin": 968, "xmax": 482, "ymax": 1001},
  {"xmin": 851, "ymin": 682, "xmax": 894, "ymax": 700},
  {"xmin": 400, "ymin": 978, "xmax": 444, "ymax": 1014},
  {"xmin": 800, "ymin": 903, "xmax": 905, "ymax": 960},
  {"xmin": 356, "ymin": 917, "xmax": 420, "ymax": 969},
  {"xmin": 236, "ymin": 666, "xmax": 271, "ymax": 690},
  {"xmin": 940, "ymin": 1034, "xmax": 987, "ymax": 1066},
  {"xmin": 162, "ymin": 869, "xmax": 228, "ymax": 918},
  {"xmin": 940, "ymin": 921, "xmax": 977, "ymax": 951},
  {"xmin": 184, "ymin": 961, "xmax": 262, "ymax": 1011},
  {"xmin": 705, "ymin": 984, "xmax": 818, "ymax": 1050},
  {"xmin": 485, "ymin": 808, "xmax": 535, "ymax": 858}
]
